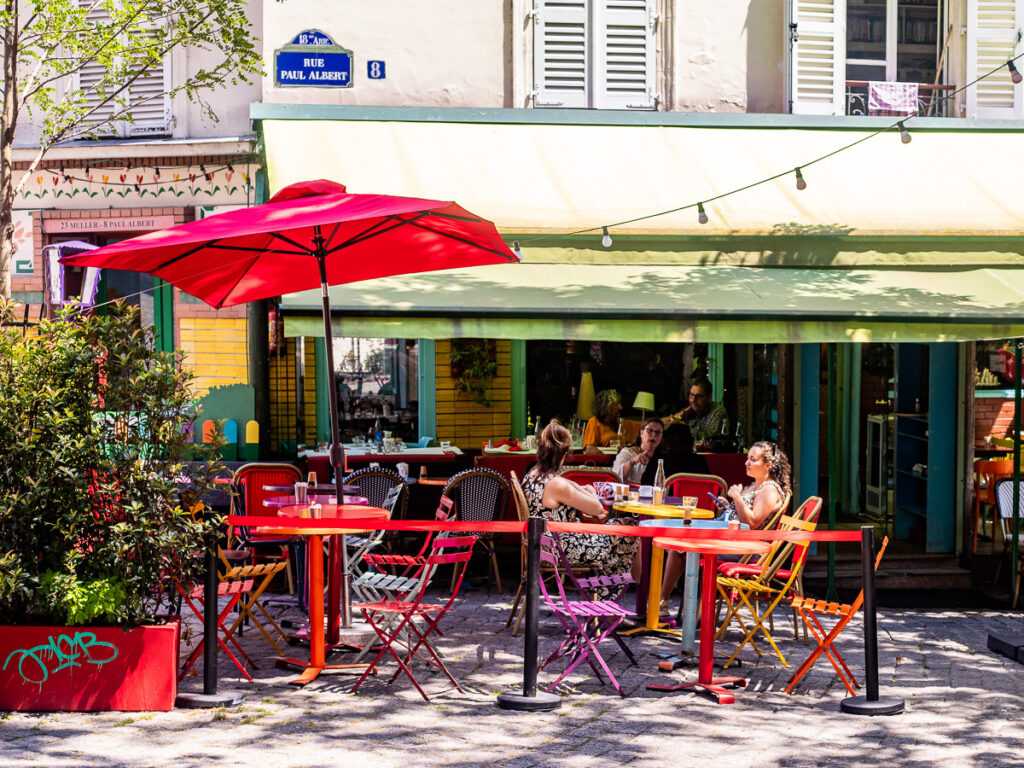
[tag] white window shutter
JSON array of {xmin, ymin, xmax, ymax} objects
[
  {"xmin": 127, "ymin": 48, "xmax": 172, "ymax": 136},
  {"xmin": 73, "ymin": 5, "xmax": 122, "ymax": 135},
  {"xmin": 533, "ymin": 0, "xmax": 589, "ymax": 108},
  {"xmin": 73, "ymin": 1, "xmax": 172, "ymax": 136},
  {"xmin": 966, "ymin": 0, "xmax": 1023, "ymax": 118},
  {"xmin": 788, "ymin": 0, "xmax": 846, "ymax": 115},
  {"xmin": 593, "ymin": 0, "xmax": 656, "ymax": 109}
]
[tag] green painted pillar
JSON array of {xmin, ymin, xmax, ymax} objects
[
  {"xmin": 152, "ymin": 278, "xmax": 174, "ymax": 353},
  {"xmin": 248, "ymin": 166, "xmax": 270, "ymax": 458},
  {"xmin": 795, "ymin": 343, "xmax": 820, "ymax": 507},
  {"xmin": 708, "ymin": 342, "xmax": 724, "ymax": 403},
  {"xmin": 418, "ymin": 339, "xmax": 436, "ymax": 442},
  {"xmin": 314, "ymin": 337, "xmax": 329, "ymax": 444},
  {"xmin": 511, "ymin": 340, "xmax": 526, "ymax": 439},
  {"xmin": 826, "ymin": 343, "xmax": 838, "ymax": 601}
]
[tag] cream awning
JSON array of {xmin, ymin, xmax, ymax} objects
[
  {"xmin": 260, "ymin": 110, "xmax": 1024, "ymax": 238},
  {"xmin": 281, "ymin": 260, "xmax": 1024, "ymax": 343}
]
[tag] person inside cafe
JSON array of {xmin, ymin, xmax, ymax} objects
[
  {"xmin": 582, "ymin": 389, "xmax": 624, "ymax": 454},
  {"xmin": 614, "ymin": 418, "xmax": 666, "ymax": 483},
  {"xmin": 659, "ymin": 440, "xmax": 791, "ymax": 608},
  {"xmin": 522, "ymin": 420, "xmax": 641, "ymax": 596},
  {"xmin": 665, "ymin": 378, "xmax": 729, "ymax": 447},
  {"xmin": 640, "ymin": 422, "xmax": 708, "ymax": 485}
]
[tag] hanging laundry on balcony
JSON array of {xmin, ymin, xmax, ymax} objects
[{"xmin": 868, "ymin": 81, "xmax": 919, "ymax": 115}]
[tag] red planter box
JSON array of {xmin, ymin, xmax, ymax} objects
[{"xmin": 0, "ymin": 618, "xmax": 180, "ymax": 712}]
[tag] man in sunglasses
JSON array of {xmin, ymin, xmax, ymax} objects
[{"xmin": 666, "ymin": 378, "xmax": 729, "ymax": 447}]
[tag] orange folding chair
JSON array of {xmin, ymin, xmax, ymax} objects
[
  {"xmin": 784, "ymin": 537, "xmax": 890, "ymax": 695},
  {"xmin": 218, "ymin": 553, "xmax": 289, "ymax": 656}
]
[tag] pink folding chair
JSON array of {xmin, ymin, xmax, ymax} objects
[{"xmin": 538, "ymin": 534, "xmax": 636, "ymax": 697}]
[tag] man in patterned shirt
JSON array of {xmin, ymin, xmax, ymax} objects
[{"xmin": 666, "ymin": 378, "xmax": 729, "ymax": 447}]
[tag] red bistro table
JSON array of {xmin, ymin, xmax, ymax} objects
[
  {"xmin": 647, "ymin": 535, "xmax": 770, "ymax": 704},
  {"xmin": 248, "ymin": 504, "xmax": 390, "ymax": 685}
]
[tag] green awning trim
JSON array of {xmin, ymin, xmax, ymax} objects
[{"xmin": 280, "ymin": 261, "xmax": 1024, "ymax": 343}]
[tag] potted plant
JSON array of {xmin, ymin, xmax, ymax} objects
[
  {"xmin": 449, "ymin": 338, "xmax": 498, "ymax": 407},
  {"xmin": 0, "ymin": 300, "xmax": 223, "ymax": 711}
]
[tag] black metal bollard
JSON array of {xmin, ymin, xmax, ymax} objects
[
  {"xmin": 840, "ymin": 525, "xmax": 904, "ymax": 715},
  {"xmin": 496, "ymin": 516, "xmax": 561, "ymax": 711}
]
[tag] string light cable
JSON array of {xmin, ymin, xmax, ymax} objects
[{"xmin": 509, "ymin": 51, "xmax": 1024, "ymax": 247}]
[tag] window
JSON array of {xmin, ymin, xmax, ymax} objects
[
  {"xmin": 787, "ymin": 0, "xmax": 1024, "ymax": 118},
  {"xmin": 73, "ymin": 2, "xmax": 172, "ymax": 137},
  {"xmin": 532, "ymin": 0, "xmax": 657, "ymax": 109}
]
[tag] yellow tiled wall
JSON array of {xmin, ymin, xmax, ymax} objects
[
  {"xmin": 435, "ymin": 339, "xmax": 512, "ymax": 449},
  {"xmin": 178, "ymin": 317, "xmax": 249, "ymax": 396}
]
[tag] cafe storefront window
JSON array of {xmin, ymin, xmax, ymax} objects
[{"xmin": 335, "ymin": 338, "xmax": 418, "ymax": 441}]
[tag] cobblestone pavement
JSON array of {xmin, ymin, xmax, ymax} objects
[{"xmin": 2, "ymin": 586, "xmax": 1024, "ymax": 768}]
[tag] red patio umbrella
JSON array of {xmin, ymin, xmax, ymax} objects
[{"xmin": 63, "ymin": 179, "xmax": 519, "ymax": 635}]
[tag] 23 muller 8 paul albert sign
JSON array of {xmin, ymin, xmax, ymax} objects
[{"xmin": 275, "ymin": 30, "xmax": 353, "ymax": 87}]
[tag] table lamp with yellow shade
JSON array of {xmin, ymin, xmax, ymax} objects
[
  {"xmin": 633, "ymin": 391, "xmax": 655, "ymax": 421},
  {"xmin": 576, "ymin": 371, "xmax": 595, "ymax": 420}
]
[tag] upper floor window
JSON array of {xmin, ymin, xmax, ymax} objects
[
  {"xmin": 73, "ymin": 2, "xmax": 173, "ymax": 137},
  {"xmin": 532, "ymin": 0, "xmax": 658, "ymax": 110},
  {"xmin": 787, "ymin": 0, "xmax": 1024, "ymax": 119}
]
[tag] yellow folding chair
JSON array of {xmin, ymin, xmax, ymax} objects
[{"xmin": 714, "ymin": 514, "xmax": 818, "ymax": 668}]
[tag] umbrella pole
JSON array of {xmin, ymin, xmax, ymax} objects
[{"xmin": 315, "ymin": 237, "xmax": 352, "ymax": 636}]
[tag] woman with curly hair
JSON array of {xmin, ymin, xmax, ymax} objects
[
  {"xmin": 719, "ymin": 441, "xmax": 792, "ymax": 529},
  {"xmin": 521, "ymin": 420, "xmax": 640, "ymax": 594},
  {"xmin": 661, "ymin": 440, "xmax": 791, "ymax": 606},
  {"xmin": 582, "ymin": 389, "xmax": 623, "ymax": 454}
]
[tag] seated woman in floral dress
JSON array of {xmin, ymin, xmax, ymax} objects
[{"xmin": 521, "ymin": 420, "xmax": 640, "ymax": 597}]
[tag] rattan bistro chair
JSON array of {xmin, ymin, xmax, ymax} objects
[
  {"xmin": 442, "ymin": 467, "xmax": 510, "ymax": 593},
  {"xmin": 343, "ymin": 466, "xmax": 408, "ymax": 553}
]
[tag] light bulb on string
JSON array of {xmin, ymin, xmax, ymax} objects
[
  {"xmin": 601, "ymin": 227, "xmax": 613, "ymax": 248},
  {"xmin": 899, "ymin": 121, "xmax": 912, "ymax": 144},
  {"xmin": 795, "ymin": 167, "xmax": 807, "ymax": 190},
  {"xmin": 1009, "ymin": 60, "xmax": 1023, "ymax": 84},
  {"xmin": 697, "ymin": 202, "xmax": 708, "ymax": 225}
]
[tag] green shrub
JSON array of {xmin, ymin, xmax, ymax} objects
[{"xmin": 0, "ymin": 300, "xmax": 224, "ymax": 627}]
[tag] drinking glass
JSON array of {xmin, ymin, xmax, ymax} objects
[
  {"xmin": 628, "ymin": 490, "xmax": 640, "ymax": 503},
  {"xmin": 440, "ymin": 440, "xmax": 452, "ymax": 451}
]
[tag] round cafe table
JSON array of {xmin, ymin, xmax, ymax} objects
[
  {"xmin": 262, "ymin": 493, "xmax": 368, "ymax": 509},
  {"xmin": 611, "ymin": 500, "xmax": 714, "ymax": 635},
  {"xmin": 647, "ymin": 534, "xmax": 770, "ymax": 704},
  {"xmin": 254, "ymin": 503, "xmax": 390, "ymax": 686}
]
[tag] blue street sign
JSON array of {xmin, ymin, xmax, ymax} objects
[
  {"xmin": 367, "ymin": 60, "xmax": 386, "ymax": 79},
  {"xmin": 275, "ymin": 29, "xmax": 353, "ymax": 88}
]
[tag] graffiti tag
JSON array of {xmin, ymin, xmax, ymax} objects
[{"xmin": 2, "ymin": 632, "xmax": 119, "ymax": 685}]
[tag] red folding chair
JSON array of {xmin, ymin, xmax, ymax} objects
[
  {"xmin": 350, "ymin": 534, "xmax": 476, "ymax": 702},
  {"xmin": 177, "ymin": 579, "xmax": 255, "ymax": 682},
  {"xmin": 354, "ymin": 495, "xmax": 454, "ymax": 603}
]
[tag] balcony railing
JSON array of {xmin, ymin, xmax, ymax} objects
[{"xmin": 845, "ymin": 81, "xmax": 956, "ymax": 118}]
